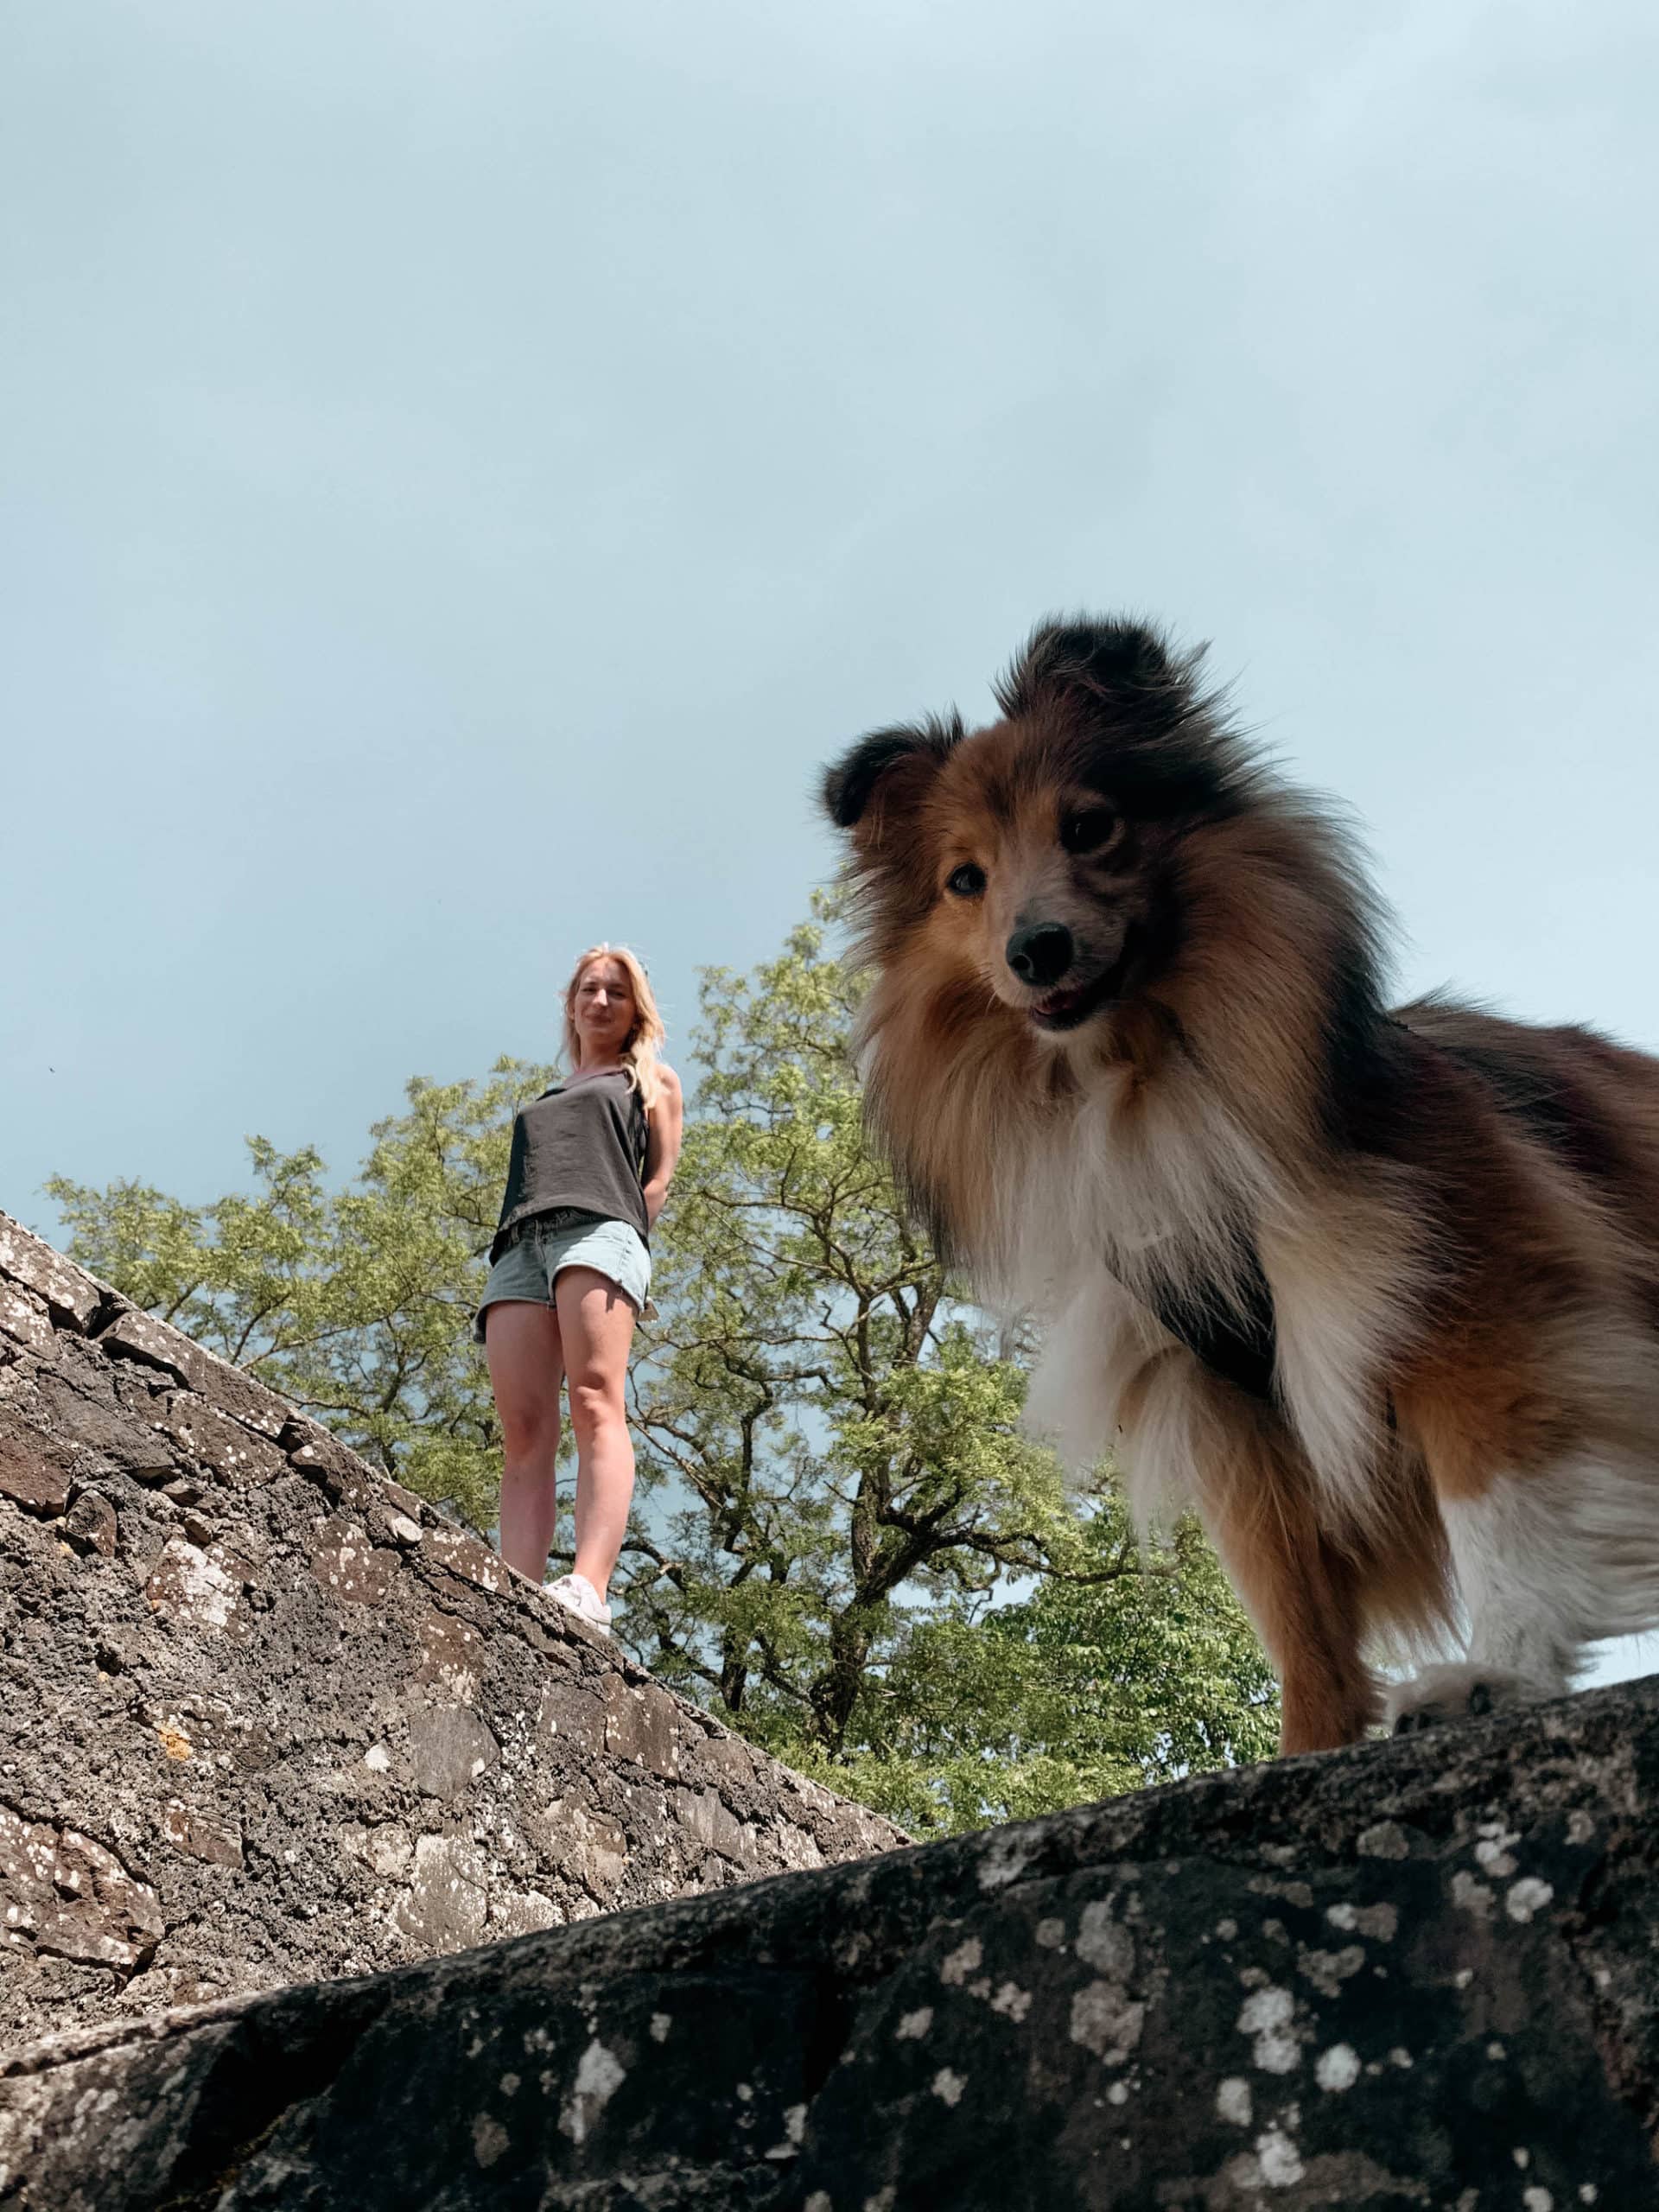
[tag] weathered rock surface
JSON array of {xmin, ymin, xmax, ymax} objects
[
  {"xmin": 0, "ymin": 1210, "xmax": 900, "ymax": 2051},
  {"xmin": 6, "ymin": 1674, "xmax": 1659, "ymax": 2209}
]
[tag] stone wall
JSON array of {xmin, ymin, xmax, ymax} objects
[
  {"xmin": 7, "ymin": 1669, "xmax": 1658, "ymax": 2208},
  {"xmin": 0, "ymin": 1210, "xmax": 901, "ymax": 2051}
]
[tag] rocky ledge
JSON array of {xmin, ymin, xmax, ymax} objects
[
  {"xmin": 5, "ymin": 1672, "xmax": 1657, "ymax": 2209},
  {"xmin": 0, "ymin": 1210, "xmax": 900, "ymax": 2052}
]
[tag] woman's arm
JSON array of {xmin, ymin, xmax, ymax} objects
[{"xmin": 642, "ymin": 1066, "xmax": 684, "ymax": 1229}]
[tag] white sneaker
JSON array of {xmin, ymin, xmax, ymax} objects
[{"xmin": 547, "ymin": 1571, "xmax": 612, "ymax": 1634}]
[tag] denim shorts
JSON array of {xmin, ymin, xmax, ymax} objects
[{"xmin": 473, "ymin": 1210, "xmax": 652, "ymax": 1344}]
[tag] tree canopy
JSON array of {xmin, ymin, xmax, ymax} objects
[{"xmin": 49, "ymin": 902, "xmax": 1277, "ymax": 1834}]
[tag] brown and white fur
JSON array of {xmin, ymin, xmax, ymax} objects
[{"xmin": 823, "ymin": 617, "xmax": 1659, "ymax": 1755}]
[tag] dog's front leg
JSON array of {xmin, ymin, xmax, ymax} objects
[
  {"xmin": 1202, "ymin": 1419, "xmax": 1380, "ymax": 1756},
  {"xmin": 1113, "ymin": 1351, "xmax": 1378, "ymax": 1754}
]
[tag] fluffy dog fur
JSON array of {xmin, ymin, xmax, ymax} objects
[{"xmin": 823, "ymin": 617, "xmax": 1659, "ymax": 1754}]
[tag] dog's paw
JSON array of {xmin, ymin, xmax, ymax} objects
[{"xmin": 1386, "ymin": 1663, "xmax": 1546, "ymax": 1737}]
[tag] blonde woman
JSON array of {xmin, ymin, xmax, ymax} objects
[{"xmin": 474, "ymin": 946, "xmax": 683, "ymax": 1630}]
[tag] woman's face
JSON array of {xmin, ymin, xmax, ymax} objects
[{"xmin": 572, "ymin": 959, "xmax": 636, "ymax": 1060}]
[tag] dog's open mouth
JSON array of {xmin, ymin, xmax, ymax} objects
[{"xmin": 1029, "ymin": 965, "xmax": 1119, "ymax": 1033}]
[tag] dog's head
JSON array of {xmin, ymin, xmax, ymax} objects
[{"xmin": 823, "ymin": 619, "xmax": 1251, "ymax": 1040}]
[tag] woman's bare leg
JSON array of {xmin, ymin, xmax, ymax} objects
[
  {"xmin": 485, "ymin": 1300, "xmax": 564, "ymax": 1583},
  {"xmin": 554, "ymin": 1266, "xmax": 637, "ymax": 1600}
]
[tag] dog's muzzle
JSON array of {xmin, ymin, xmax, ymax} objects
[
  {"xmin": 1006, "ymin": 922, "xmax": 1075, "ymax": 988},
  {"xmin": 1006, "ymin": 921, "xmax": 1126, "ymax": 1032}
]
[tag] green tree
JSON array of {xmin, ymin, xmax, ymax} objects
[
  {"xmin": 48, "ymin": 906, "xmax": 1277, "ymax": 1834},
  {"xmin": 826, "ymin": 1507, "xmax": 1279, "ymax": 1833}
]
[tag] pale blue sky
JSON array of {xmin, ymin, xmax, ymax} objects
[{"xmin": 5, "ymin": 3, "xmax": 1657, "ymax": 1676}]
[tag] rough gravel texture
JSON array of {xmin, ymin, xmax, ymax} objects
[
  {"xmin": 0, "ymin": 1210, "xmax": 901, "ymax": 2054},
  {"xmin": 5, "ymin": 1671, "xmax": 1659, "ymax": 2209}
]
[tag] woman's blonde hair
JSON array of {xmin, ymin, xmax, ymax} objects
[{"xmin": 561, "ymin": 944, "xmax": 667, "ymax": 1109}]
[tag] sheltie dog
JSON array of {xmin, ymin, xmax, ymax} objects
[{"xmin": 823, "ymin": 617, "xmax": 1659, "ymax": 1755}]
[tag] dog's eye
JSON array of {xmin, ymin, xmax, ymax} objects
[
  {"xmin": 1061, "ymin": 806, "xmax": 1118, "ymax": 855},
  {"xmin": 945, "ymin": 862, "xmax": 987, "ymax": 899}
]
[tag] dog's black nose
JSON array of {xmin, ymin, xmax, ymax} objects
[{"xmin": 1006, "ymin": 922, "xmax": 1075, "ymax": 988}]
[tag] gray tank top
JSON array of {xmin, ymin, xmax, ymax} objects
[{"xmin": 491, "ymin": 1071, "xmax": 650, "ymax": 1260}]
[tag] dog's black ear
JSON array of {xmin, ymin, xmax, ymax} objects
[
  {"xmin": 994, "ymin": 618, "xmax": 1183, "ymax": 724},
  {"xmin": 822, "ymin": 715, "xmax": 962, "ymax": 838}
]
